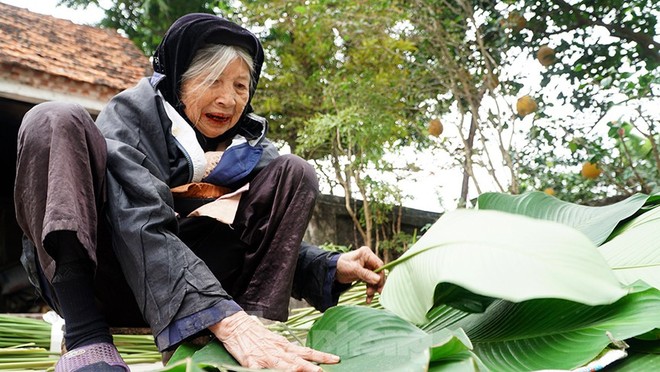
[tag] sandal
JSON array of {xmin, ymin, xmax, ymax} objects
[{"xmin": 55, "ymin": 342, "xmax": 129, "ymax": 372}]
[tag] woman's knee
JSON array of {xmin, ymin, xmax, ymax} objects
[
  {"xmin": 274, "ymin": 154, "xmax": 319, "ymax": 189},
  {"xmin": 19, "ymin": 102, "xmax": 95, "ymax": 141},
  {"xmin": 18, "ymin": 102, "xmax": 102, "ymax": 159}
]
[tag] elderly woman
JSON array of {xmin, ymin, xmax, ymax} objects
[{"xmin": 14, "ymin": 13, "xmax": 384, "ymax": 372}]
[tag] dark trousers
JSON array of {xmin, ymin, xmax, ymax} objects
[{"xmin": 14, "ymin": 102, "xmax": 319, "ymax": 330}]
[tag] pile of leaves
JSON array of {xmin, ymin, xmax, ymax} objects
[
  {"xmin": 167, "ymin": 191, "xmax": 660, "ymax": 371},
  {"xmin": 0, "ymin": 314, "xmax": 161, "ymax": 370}
]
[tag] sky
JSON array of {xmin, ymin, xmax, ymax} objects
[{"xmin": 0, "ymin": 0, "xmax": 105, "ymax": 24}]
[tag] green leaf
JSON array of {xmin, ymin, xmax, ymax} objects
[
  {"xmin": 158, "ymin": 358, "xmax": 207, "ymax": 372},
  {"xmin": 600, "ymin": 206, "xmax": 660, "ymax": 289},
  {"xmin": 307, "ymin": 306, "xmax": 471, "ymax": 371},
  {"xmin": 445, "ymin": 286, "xmax": 660, "ymax": 371},
  {"xmin": 161, "ymin": 339, "xmax": 256, "ymax": 372},
  {"xmin": 380, "ymin": 209, "xmax": 626, "ymax": 324},
  {"xmin": 644, "ymin": 193, "xmax": 660, "ymax": 206},
  {"xmin": 428, "ymin": 351, "xmax": 484, "ymax": 372},
  {"xmin": 420, "ymin": 305, "xmax": 471, "ymax": 333},
  {"xmin": 608, "ymin": 352, "xmax": 660, "ymax": 371},
  {"xmin": 166, "ymin": 343, "xmax": 203, "ymax": 366},
  {"xmin": 429, "ymin": 328, "xmax": 472, "ymax": 361},
  {"xmin": 635, "ymin": 328, "xmax": 660, "ymax": 341},
  {"xmin": 477, "ymin": 192, "xmax": 648, "ymax": 245},
  {"xmin": 189, "ymin": 340, "xmax": 240, "ymax": 368}
]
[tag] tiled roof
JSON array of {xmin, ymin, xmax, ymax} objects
[{"xmin": 0, "ymin": 2, "xmax": 151, "ymax": 90}]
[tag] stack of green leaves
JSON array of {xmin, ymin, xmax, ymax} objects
[
  {"xmin": 0, "ymin": 314, "xmax": 161, "ymax": 370},
  {"xmin": 164, "ymin": 191, "xmax": 660, "ymax": 371}
]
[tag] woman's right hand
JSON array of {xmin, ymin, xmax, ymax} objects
[{"xmin": 209, "ymin": 311, "xmax": 340, "ymax": 371}]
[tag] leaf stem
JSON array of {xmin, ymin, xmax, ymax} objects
[{"xmin": 375, "ymin": 242, "xmax": 448, "ymax": 273}]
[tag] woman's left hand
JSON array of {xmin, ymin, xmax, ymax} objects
[{"xmin": 336, "ymin": 246, "xmax": 386, "ymax": 304}]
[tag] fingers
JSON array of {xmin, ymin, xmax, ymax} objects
[
  {"xmin": 243, "ymin": 343, "xmax": 337, "ymax": 371},
  {"xmin": 270, "ymin": 353, "xmax": 324, "ymax": 372},
  {"xmin": 375, "ymin": 268, "xmax": 386, "ymax": 290},
  {"xmin": 245, "ymin": 354, "xmax": 321, "ymax": 372},
  {"xmin": 366, "ymin": 285, "xmax": 376, "ymax": 304},
  {"xmin": 358, "ymin": 246, "xmax": 384, "ymax": 270},
  {"xmin": 287, "ymin": 343, "xmax": 340, "ymax": 364},
  {"xmin": 356, "ymin": 266, "xmax": 382, "ymax": 285},
  {"xmin": 355, "ymin": 247, "xmax": 386, "ymax": 303},
  {"xmin": 355, "ymin": 247, "xmax": 384, "ymax": 283}
]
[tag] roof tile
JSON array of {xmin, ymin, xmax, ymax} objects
[{"xmin": 0, "ymin": 2, "xmax": 151, "ymax": 90}]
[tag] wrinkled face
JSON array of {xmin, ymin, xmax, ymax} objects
[{"xmin": 180, "ymin": 58, "xmax": 251, "ymax": 138}]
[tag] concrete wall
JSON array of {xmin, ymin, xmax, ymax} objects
[{"xmin": 304, "ymin": 194, "xmax": 441, "ymax": 248}]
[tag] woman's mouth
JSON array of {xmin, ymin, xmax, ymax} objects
[{"xmin": 205, "ymin": 113, "xmax": 231, "ymax": 124}]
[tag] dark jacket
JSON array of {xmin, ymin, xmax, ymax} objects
[
  {"xmin": 95, "ymin": 77, "xmax": 339, "ymax": 341},
  {"xmin": 96, "ymin": 77, "xmax": 237, "ymax": 337}
]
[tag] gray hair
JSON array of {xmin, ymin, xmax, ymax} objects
[{"xmin": 181, "ymin": 44, "xmax": 254, "ymax": 99}]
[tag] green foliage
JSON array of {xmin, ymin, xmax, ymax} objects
[
  {"xmin": 242, "ymin": 0, "xmax": 428, "ymax": 249},
  {"xmin": 501, "ymin": 0, "xmax": 660, "ymax": 202},
  {"xmin": 307, "ymin": 192, "xmax": 660, "ymax": 371},
  {"xmin": 446, "ymin": 286, "xmax": 660, "ymax": 371},
  {"xmin": 610, "ymin": 352, "xmax": 660, "ymax": 371},
  {"xmin": 391, "ymin": 0, "xmax": 659, "ymax": 204},
  {"xmin": 308, "ymin": 306, "xmax": 476, "ymax": 371},
  {"xmin": 378, "ymin": 231, "xmax": 415, "ymax": 255},
  {"xmin": 319, "ymin": 242, "xmax": 352, "ymax": 253},
  {"xmin": 243, "ymin": 0, "xmax": 425, "ymax": 154},
  {"xmin": 160, "ymin": 193, "xmax": 660, "ymax": 371},
  {"xmin": 477, "ymin": 191, "xmax": 649, "ymax": 245},
  {"xmin": 59, "ymin": 0, "xmax": 658, "ymax": 246},
  {"xmin": 380, "ymin": 208, "xmax": 627, "ymax": 323},
  {"xmin": 600, "ymin": 205, "xmax": 660, "ymax": 289}
]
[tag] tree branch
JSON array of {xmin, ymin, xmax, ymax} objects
[{"xmin": 553, "ymin": 0, "xmax": 660, "ymax": 64}]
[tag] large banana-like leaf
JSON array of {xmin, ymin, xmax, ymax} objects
[
  {"xmin": 427, "ymin": 285, "xmax": 660, "ymax": 371},
  {"xmin": 420, "ymin": 305, "xmax": 471, "ymax": 333},
  {"xmin": 600, "ymin": 206, "xmax": 660, "ymax": 289},
  {"xmin": 159, "ymin": 359, "xmax": 209, "ymax": 372},
  {"xmin": 428, "ymin": 351, "xmax": 485, "ymax": 372},
  {"xmin": 163, "ymin": 339, "xmax": 250, "ymax": 372},
  {"xmin": 307, "ymin": 306, "xmax": 473, "ymax": 371},
  {"xmin": 644, "ymin": 193, "xmax": 660, "ymax": 206},
  {"xmin": 477, "ymin": 192, "xmax": 648, "ymax": 245},
  {"xmin": 609, "ymin": 353, "xmax": 660, "ymax": 371},
  {"xmin": 380, "ymin": 209, "xmax": 627, "ymax": 324}
]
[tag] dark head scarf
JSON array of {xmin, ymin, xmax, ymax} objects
[{"xmin": 153, "ymin": 13, "xmax": 265, "ymax": 145}]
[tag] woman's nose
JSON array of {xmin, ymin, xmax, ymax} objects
[{"xmin": 214, "ymin": 86, "xmax": 235, "ymax": 106}]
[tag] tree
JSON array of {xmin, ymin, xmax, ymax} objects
[
  {"xmin": 57, "ymin": 0, "xmax": 657, "ymax": 251},
  {"xmin": 397, "ymin": 0, "xmax": 658, "ymax": 206},
  {"xmin": 393, "ymin": 0, "xmax": 531, "ymax": 207},
  {"xmin": 497, "ymin": 0, "xmax": 659, "ymax": 203},
  {"xmin": 60, "ymin": 0, "xmax": 432, "ymax": 259},
  {"xmin": 243, "ymin": 0, "xmax": 427, "ymax": 255},
  {"xmin": 58, "ymin": 0, "xmax": 225, "ymax": 55}
]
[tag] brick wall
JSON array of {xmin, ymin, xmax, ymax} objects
[{"xmin": 0, "ymin": 63, "xmax": 120, "ymax": 103}]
